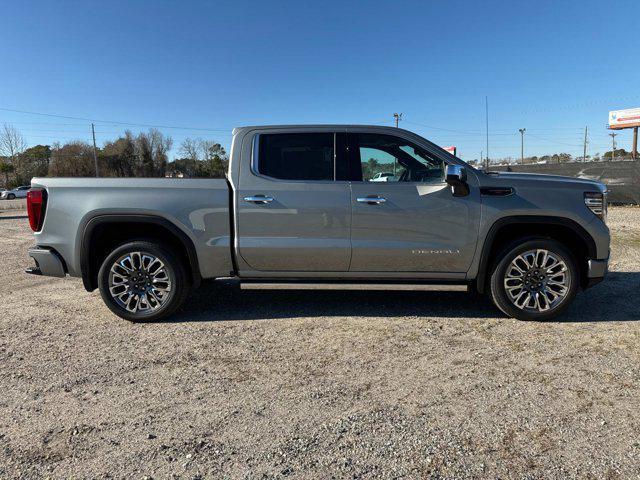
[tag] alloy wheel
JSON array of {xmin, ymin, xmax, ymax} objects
[
  {"xmin": 503, "ymin": 249, "xmax": 570, "ymax": 313},
  {"xmin": 108, "ymin": 251, "xmax": 172, "ymax": 313}
]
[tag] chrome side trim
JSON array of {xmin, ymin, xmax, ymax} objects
[{"xmin": 241, "ymin": 283, "xmax": 468, "ymax": 291}]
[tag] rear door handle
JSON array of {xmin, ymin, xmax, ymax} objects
[
  {"xmin": 244, "ymin": 195, "xmax": 274, "ymax": 204},
  {"xmin": 356, "ymin": 196, "xmax": 387, "ymax": 205}
]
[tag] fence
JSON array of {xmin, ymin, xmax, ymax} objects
[{"xmin": 488, "ymin": 159, "xmax": 640, "ymax": 204}]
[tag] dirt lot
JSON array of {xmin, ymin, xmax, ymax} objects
[
  {"xmin": 0, "ymin": 199, "xmax": 27, "ymax": 211},
  {"xmin": 1, "ymin": 207, "xmax": 639, "ymax": 479}
]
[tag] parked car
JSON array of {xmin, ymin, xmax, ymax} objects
[
  {"xmin": 26, "ymin": 125, "xmax": 609, "ymax": 322},
  {"xmin": 370, "ymin": 172, "xmax": 398, "ymax": 182},
  {"xmin": 1, "ymin": 186, "xmax": 30, "ymax": 200}
]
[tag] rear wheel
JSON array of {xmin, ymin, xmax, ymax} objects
[
  {"xmin": 98, "ymin": 241, "xmax": 190, "ymax": 322},
  {"xmin": 7, "ymin": 193, "xmax": 15, "ymax": 200},
  {"xmin": 489, "ymin": 238, "xmax": 578, "ymax": 321}
]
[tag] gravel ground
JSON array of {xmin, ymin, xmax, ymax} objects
[
  {"xmin": 1, "ymin": 207, "xmax": 639, "ymax": 479},
  {"xmin": 0, "ymin": 199, "xmax": 27, "ymax": 211}
]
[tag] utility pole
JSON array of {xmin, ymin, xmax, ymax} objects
[
  {"xmin": 609, "ymin": 132, "xmax": 617, "ymax": 162},
  {"xmin": 393, "ymin": 113, "xmax": 403, "ymax": 128},
  {"xmin": 91, "ymin": 123, "xmax": 99, "ymax": 177},
  {"xmin": 485, "ymin": 96, "xmax": 489, "ymax": 169},
  {"xmin": 633, "ymin": 126, "xmax": 638, "ymax": 160},
  {"xmin": 518, "ymin": 128, "xmax": 526, "ymax": 164},
  {"xmin": 582, "ymin": 126, "xmax": 588, "ymax": 162}
]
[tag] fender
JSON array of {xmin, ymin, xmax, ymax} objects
[
  {"xmin": 80, "ymin": 214, "xmax": 202, "ymax": 291},
  {"xmin": 475, "ymin": 215, "xmax": 597, "ymax": 293}
]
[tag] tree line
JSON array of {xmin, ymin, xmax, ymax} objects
[{"xmin": 0, "ymin": 123, "xmax": 228, "ymax": 189}]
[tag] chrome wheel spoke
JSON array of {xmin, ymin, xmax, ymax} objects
[{"xmin": 504, "ymin": 249, "xmax": 570, "ymax": 313}]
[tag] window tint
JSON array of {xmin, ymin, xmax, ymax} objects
[
  {"xmin": 257, "ymin": 133, "xmax": 334, "ymax": 181},
  {"xmin": 353, "ymin": 133, "xmax": 444, "ymax": 183}
]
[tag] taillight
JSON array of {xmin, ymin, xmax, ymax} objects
[{"xmin": 27, "ymin": 188, "xmax": 47, "ymax": 232}]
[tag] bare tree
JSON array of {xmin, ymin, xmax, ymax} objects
[
  {"xmin": 0, "ymin": 123, "xmax": 27, "ymax": 159},
  {"xmin": 177, "ymin": 137, "xmax": 228, "ymax": 178},
  {"xmin": 147, "ymin": 128, "xmax": 172, "ymax": 177},
  {"xmin": 0, "ymin": 124, "xmax": 27, "ymax": 184},
  {"xmin": 135, "ymin": 129, "xmax": 172, "ymax": 177},
  {"xmin": 179, "ymin": 137, "xmax": 200, "ymax": 176}
]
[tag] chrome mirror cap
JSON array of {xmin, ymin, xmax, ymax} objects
[{"xmin": 446, "ymin": 164, "xmax": 466, "ymax": 183}]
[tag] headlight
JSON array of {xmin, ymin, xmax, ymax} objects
[{"xmin": 584, "ymin": 191, "xmax": 607, "ymax": 222}]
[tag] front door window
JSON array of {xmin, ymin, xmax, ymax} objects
[{"xmin": 353, "ymin": 133, "xmax": 444, "ymax": 183}]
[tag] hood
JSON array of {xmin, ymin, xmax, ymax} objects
[{"xmin": 485, "ymin": 171, "xmax": 607, "ymax": 192}]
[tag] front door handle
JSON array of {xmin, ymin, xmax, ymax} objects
[
  {"xmin": 244, "ymin": 195, "xmax": 274, "ymax": 204},
  {"xmin": 357, "ymin": 196, "xmax": 387, "ymax": 205}
]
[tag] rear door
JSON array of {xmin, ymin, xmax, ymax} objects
[
  {"xmin": 348, "ymin": 130, "xmax": 480, "ymax": 274},
  {"xmin": 235, "ymin": 130, "xmax": 352, "ymax": 273}
]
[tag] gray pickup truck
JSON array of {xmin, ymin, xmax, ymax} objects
[{"xmin": 26, "ymin": 125, "xmax": 609, "ymax": 322}]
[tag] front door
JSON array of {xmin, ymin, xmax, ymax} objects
[
  {"xmin": 348, "ymin": 131, "xmax": 480, "ymax": 274},
  {"xmin": 236, "ymin": 131, "xmax": 351, "ymax": 272}
]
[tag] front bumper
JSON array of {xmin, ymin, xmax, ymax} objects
[{"xmin": 26, "ymin": 247, "xmax": 66, "ymax": 278}]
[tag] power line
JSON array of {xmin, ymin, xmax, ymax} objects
[
  {"xmin": 0, "ymin": 107, "xmax": 231, "ymax": 132},
  {"xmin": 526, "ymin": 133, "xmax": 583, "ymax": 148}
]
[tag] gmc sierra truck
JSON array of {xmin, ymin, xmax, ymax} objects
[{"xmin": 26, "ymin": 125, "xmax": 609, "ymax": 322}]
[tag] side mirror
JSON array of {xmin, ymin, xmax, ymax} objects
[{"xmin": 445, "ymin": 164, "xmax": 470, "ymax": 197}]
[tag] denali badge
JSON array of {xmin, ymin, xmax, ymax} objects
[{"xmin": 412, "ymin": 249, "xmax": 461, "ymax": 255}]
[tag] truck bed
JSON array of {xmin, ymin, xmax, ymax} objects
[{"xmin": 30, "ymin": 177, "xmax": 233, "ymax": 280}]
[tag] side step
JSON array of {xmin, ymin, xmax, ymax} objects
[{"xmin": 240, "ymin": 282, "xmax": 468, "ymax": 292}]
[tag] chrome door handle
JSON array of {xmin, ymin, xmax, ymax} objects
[
  {"xmin": 356, "ymin": 196, "xmax": 387, "ymax": 205},
  {"xmin": 244, "ymin": 195, "xmax": 274, "ymax": 204}
]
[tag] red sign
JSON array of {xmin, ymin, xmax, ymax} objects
[{"xmin": 442, "ymin": 146, "xmax": 457, "ymax": 156}]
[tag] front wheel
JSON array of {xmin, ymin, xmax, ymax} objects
[
  {"xmin": 7, "ymin": 193, "xmax": 15, "ymax": 200},
  {"xmin": 489, "ymin": 239, "xmax": 579, "ymax": 321},
  {"xmin": 98, "ymin": 241, "xmax": 190, "ymax": 322}
]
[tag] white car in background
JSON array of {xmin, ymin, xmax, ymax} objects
[
  {"xmin": 370, "ymin": 172, "xmax": 398, "ymax": 182},
  {"xmin": 0, "ymin": 186, "xmax": 30, "ymax": 200}
]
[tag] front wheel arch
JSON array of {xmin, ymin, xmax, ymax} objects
[{"xmin": 475, "ymin": 217, "xmax": 597, "ymax": 294}]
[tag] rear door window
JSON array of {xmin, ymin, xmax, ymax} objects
[{"xmin": 257, "ymin": 133, "xmax": 338, "ymax": 181}]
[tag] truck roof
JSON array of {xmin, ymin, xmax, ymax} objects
[{"xmin": 232, "ymin": 124, "xmax": 416, "ymax": 135}]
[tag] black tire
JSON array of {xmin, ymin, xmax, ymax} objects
[
  {"xmin": 97, "ymin": 240, "xmax": 190, "ymax": 322},
  {"xmin": 7, "ymin": 193, "xmax": 15, "ymax": 200},
  {"xmin": 489, "ymin": 238, "xmax": 579, "ymax": 321}
]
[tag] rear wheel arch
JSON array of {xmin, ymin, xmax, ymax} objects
[
  {"xmin": 79, "ymin": 215, "xmax": 201, "ymax": 292},
  {"xmin": 475, "ymin": 216, "xmax": 597, "ymax": 294}
]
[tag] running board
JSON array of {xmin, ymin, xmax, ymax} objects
[{"xmin": 240, "ymin": 282, "xmax": 468, "ymax": 292}]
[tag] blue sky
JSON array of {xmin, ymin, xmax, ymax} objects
[{"xmin": 1, "ymin": 0, "xmax": 639, "ymax": 162}]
